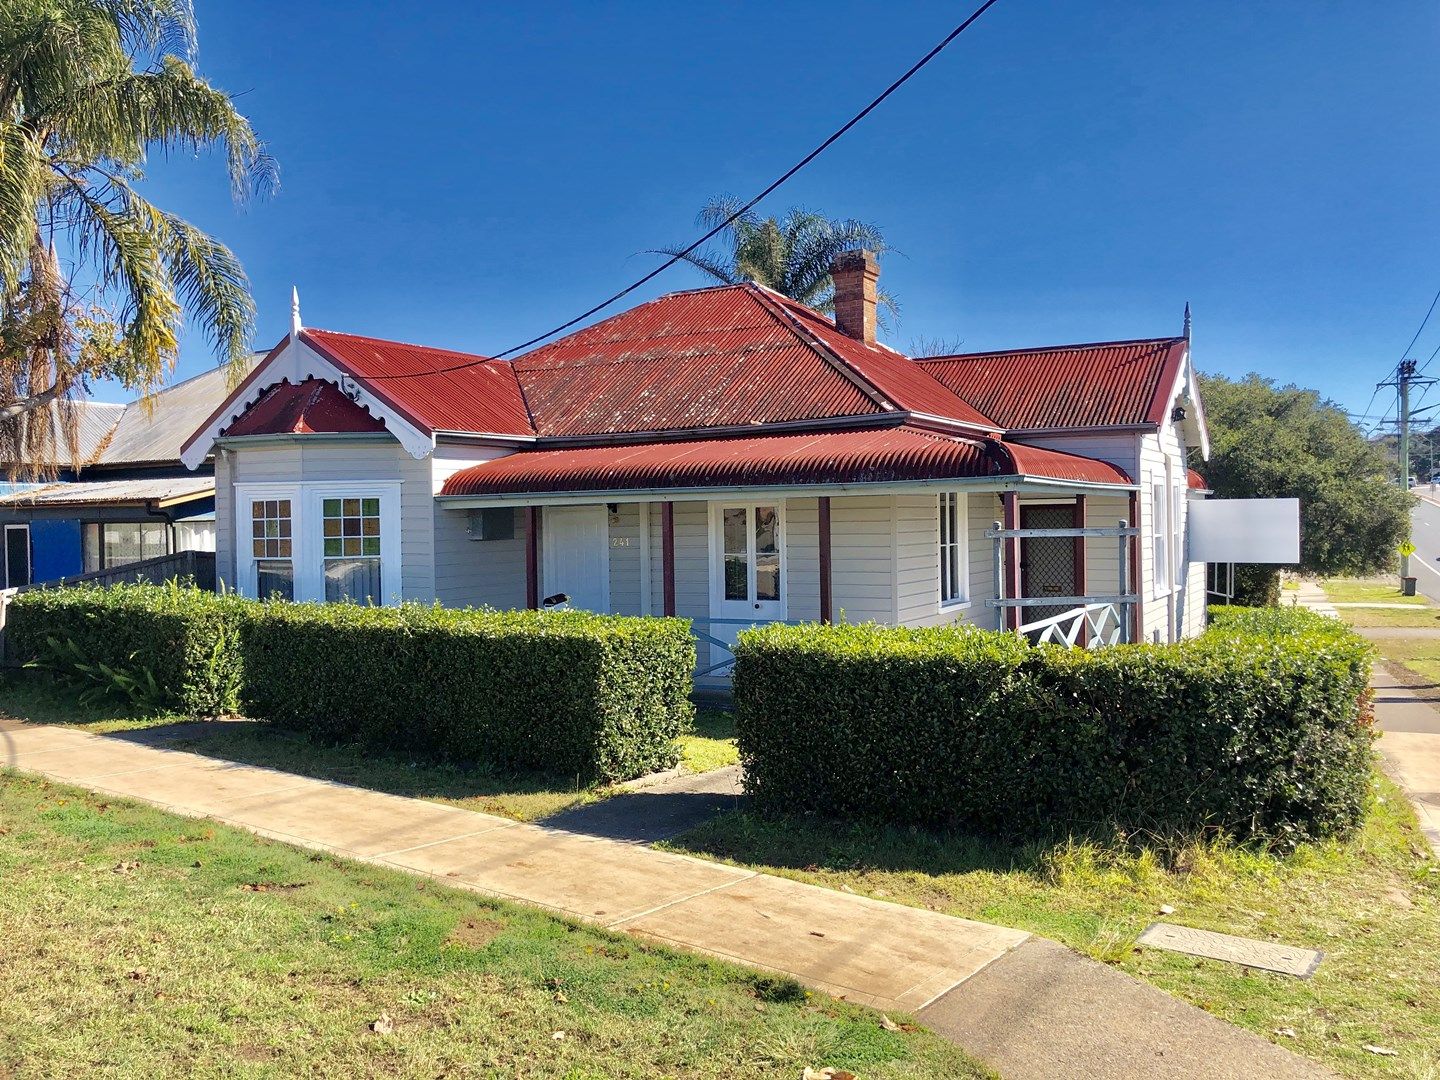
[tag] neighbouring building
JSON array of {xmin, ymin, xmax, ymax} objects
[{"xmin": 0, "ymin": 363, "xmax": 251, "ymax": 588}]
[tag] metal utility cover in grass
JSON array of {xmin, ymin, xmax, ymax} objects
[{"xmin": 1136, "ymin": 923, "xmax": 1322, "ymax": 978}]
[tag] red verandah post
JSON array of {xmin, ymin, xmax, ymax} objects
[
  {"xmin": 524, "ymin": 506, "xmax": 539, "ymax": 610},
  {"xmin": 661, "ymin": 501, "xmax": 676, "ymax": 617},
  {"xmin": 818, "ymin": 495, "xmax": 833, "ymax": 624}
]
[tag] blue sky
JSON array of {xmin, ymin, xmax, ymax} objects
[{"xmin": 105, "ymin": 1, "xmax": 1440, "ymax": 430}]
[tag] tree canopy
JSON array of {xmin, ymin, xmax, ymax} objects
[
  {"xmin": 649, "ymin": 196, "xmax": 898, "ymax": 322},
  {"xmin": 0, "ymin": 0, "xmax": 274, "ymax": 474},
  {"xmin": 1198, "ymin": 372, "xmax": 1412, "ymax": 576}
]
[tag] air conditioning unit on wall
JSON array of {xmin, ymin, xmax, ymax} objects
[{"xmin": 466, "ymin": 507, "xmax": 516, "ymax": 542}]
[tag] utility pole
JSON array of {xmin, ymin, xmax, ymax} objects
[{"xmin": 1378, "ymin": 359, "xmax": 1437, "ymax": 584}]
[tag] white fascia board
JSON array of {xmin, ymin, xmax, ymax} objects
[
  {"xmin": 435, "ymin": 476, "xmax": 1135, "ymax": 510},
  {"xmin": 179, "ymin": 336, "xmax": 434, "ymax": 469}
]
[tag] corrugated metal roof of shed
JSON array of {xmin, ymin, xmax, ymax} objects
[
  {"xmin": 0, "ymin": 475, "xmax": 212, "ymax": 507},
  {"xmin": 916, "ymin": 338, "xmax": 1186, "ymax": 431}
]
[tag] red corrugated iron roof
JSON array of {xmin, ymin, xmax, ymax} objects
[
  {"xmin": 759, "ymin": 289, "xmax": 999, "ymax": 430},
  {"xmin": 439, "ymin": 425, "xmax": 1129, "ymax": 497},
  {"xmin": 1187, "ymin": 467, "xmax": 1209, "ymax": 491},
  {"xmin": 301, "ymin": 329, "xmax": 533, "ymax": 435},
  {"xmin": 916, "ymin": 338, "xmax": 1187, "ymax": 431},
  {"xmin": 222, "ymin": 378, "xmax": 387, "ymax": 437},
  {"xmin": 508, "ymin": 285, "xmax": 887, "ymax": 437}
]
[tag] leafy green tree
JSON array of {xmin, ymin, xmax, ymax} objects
[
  {"xmin": 1198, "ymin": 373, "xmax": 1412, "ymax": 578},
  {"xmin": 0, "ymin": 0, "xmax": 274, "ymax": 473},
  {"xmin": 649, "ymin": 195, "xmax": 898, "ymax": 322}
]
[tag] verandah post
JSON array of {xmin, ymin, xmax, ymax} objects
[
  {"xmin": 1127, "ymin": 490, "xmax": 1141, "ymax": 643},
  {"xmin": 1117, "ymin": 518, "xmax": 1129, "ymax": 644},
  {"xmin": 524, "ymin": 506, "xmax": 539, "ymax": 610},
  {"xmin": 1001, "ymin": 491, "xmax": 1021, "ymax": 631},
  {"xmin": 661, "ymin": 501, "xmax": 676, "ymax": 617},
  {"xmin": 818, "ymin": 495, "xmax": 833, "ymax": 624},
  {"xmin": 1073, "ymin": 494, "xmax": 1088, "ymax": 646}
]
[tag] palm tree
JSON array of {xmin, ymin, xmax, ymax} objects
[
  {"xmin": 649, "ymin": 195, "xmax": 898, "ymax": 322},
  {"xmin": 0, "ymin": 0, "xmax": 274, "ymax": 475}
]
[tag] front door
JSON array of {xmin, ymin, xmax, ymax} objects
[
  {"xmin": 4, "ymin": 524, "xmax": 30, "ymax": 589},
  {"xmin": 710, "ymin": 503, "xmax": 785, "ymax": 666},
  {"xmin": 1020, "ymin": 505, "xmax": 1075, "ymax": 628},
  {"xmin": 542, "ymin": 506, "xmax": 609, "ymax": 611}
]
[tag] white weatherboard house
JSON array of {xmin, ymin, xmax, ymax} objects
[{"xmin": 181, "ymin": 256, "xmax": 1211, "ymax": 677}]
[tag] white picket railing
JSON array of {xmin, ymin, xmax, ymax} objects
[{"xmin": 1016, "ymin": 602, "xmax": 1124, "ymax": 648}]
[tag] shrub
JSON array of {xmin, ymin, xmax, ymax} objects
[
  {"xmin": 733, "ymin": 606, "xmax": 1374, "ymax": 844},
  {"xmin": 7, "ymin": 581, "xmax": 244, "ymax": 715},
  {"xmin": 237, "ymin": 602, "xmax": 694, "ymax": 782}
]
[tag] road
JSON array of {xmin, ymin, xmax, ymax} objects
[{"xmin": 1410, "ymin": 490, "xmax": 1440, "ymax": 602}]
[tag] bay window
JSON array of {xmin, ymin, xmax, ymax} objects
[{"xmin": 235, "ymin": 482, "xmax": 399, "ymax": 604}]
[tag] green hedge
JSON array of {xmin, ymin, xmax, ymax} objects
[
  {"xmin": 733, "ymin": 605, "xmax": 1374, "ymax": 843},
  {"xmin": 7, "ymin": 582, "xmax": 244, "ymax": 716},
  {"xmin": 8, "ymin": 585, "xmax": 695, "ymax": 783},
  {"xmin": 235, "ymin": 603, "xmax": 693, "ymax": 782}
]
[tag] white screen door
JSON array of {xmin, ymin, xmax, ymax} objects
[
  {"xmin": 711, "ymin": 503, "xmax": 785, "ymax": 658},
  {"xmin": 542, "ymin": 506, "xmax": 610, "ymax": 611}
]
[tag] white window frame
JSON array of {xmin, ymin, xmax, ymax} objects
[
  {"xmin": 1152, "ymin": 478, "xmax": 1170, "ymax": 597},
  {"xmin": 939, "ymin": 491, "xmax": 970, "ymax": 607},
  {"xmin": 1172, "ymin": 477, "xmax": 1185, "ymax": 589},
  {"xmin": 234, "ymin": 481, "xmax": 402, "ymax": 605}
]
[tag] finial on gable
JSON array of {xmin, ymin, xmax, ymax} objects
[
  {"xmin": 1182, "ymin": 301, "xmax": 1191, "ymax": 342},
  {"xmin": 291, "ymin": 286, "xmax": 302, "ymax": 337}
]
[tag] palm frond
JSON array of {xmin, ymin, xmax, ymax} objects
[
  {"xmin": 158, "ymin": 209, "xmax": 254, "ymax": 368},
  {"xmin": 643, "ymin": 245, "xmax": 740, "ymax": 286},
  {"xmin": 0, "ymin": 121, "xmax": 48, "ymax": 290}
]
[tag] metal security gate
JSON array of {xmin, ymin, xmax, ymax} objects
[
  {"xmin": 1019, "ymin": 506, "xmax": 1075, "ymax": 626},
  {"xmin": 987, "ymin": 518, "xmax": 1140, "ymax": 647}
]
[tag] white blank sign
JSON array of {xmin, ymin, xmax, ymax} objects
[{"xmin": 1190, "ymin": 498, "xmax": 1300, "ymax": 564}]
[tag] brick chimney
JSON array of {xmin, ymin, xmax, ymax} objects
[{"xmin": 830, "ymin": 249, "xmax": 879, "ymax": 345}]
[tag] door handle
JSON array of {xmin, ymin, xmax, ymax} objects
[{"xmin": 754, "ymin": 602, "xmax": 761, "ymax": 609}]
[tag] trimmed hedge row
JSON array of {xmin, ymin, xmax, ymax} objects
[
  {"xmin": 237, "ymin": 602, "xmax": 694, "ymax": 781},
  {"xmin": 8, "ymin": 584, "xmax": 695, "ymax": 783},
  {"xmin": 8, "ymin": 582, "xmax": 245, "ymax": 716},
  {"xmin": 732, "ymin": 605, "xmax": 1374, "ymax": 843}
]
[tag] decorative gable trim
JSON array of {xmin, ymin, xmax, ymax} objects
[{"xmin": 180, "ymin": 335, "xmax": 433, "ymax": 468}]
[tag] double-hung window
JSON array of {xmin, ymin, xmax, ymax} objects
[
  {"xmin": 250, "ymin": 498, "xmax": 294, "ymax": 600},
  {"xmin": 322, "ymin": 497, "xmax": 382, "ymax": 602},
  {"xmin": 1152, "ymin": 480, "xmax": 1170, "ymax": 594},
  {"xmin": 939, "ymin": 491, "xmax": 969, "ymax": 605}
]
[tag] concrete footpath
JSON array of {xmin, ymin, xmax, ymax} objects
[
  {"xmin": 1, "ymin": 719, "xmax": 1333, "ymax": 1078},
  {"xmin": 1371, "ymin": 667, "xmax": 1440, "ymax": 855}
]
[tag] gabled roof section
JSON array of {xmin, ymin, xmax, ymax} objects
[
  {"xmin": 222, "ymin": 378, "xmax": 387, "ymax": 438},
  {"xmin": 508, "ymin": 284, "xmax": 888, "ymax": 438},
  {"xmin": 758, "ymin": 289, "xmax": 999, "ymax": 430},
  {"xmin": 300, "ymin": 330, "xmax": 532, "ymax": 436},
  {"xmin": 916, "ymin": 338, "xmax": 1188, "ymax": 431}
]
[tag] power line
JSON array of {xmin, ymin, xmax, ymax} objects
[
  {"xmin": 366, "ymin": 0, "xmax": 1004, "ymax": 380},
  {"xmin": 1403, "ymin": 285, "xmax": 1440, "ymax": 366}
]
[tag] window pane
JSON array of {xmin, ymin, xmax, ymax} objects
[
  {"xmin": 83, "ymin": 523, "xmax": 102, "ymax": 572},
  {"xmin": 103, "ymin": 523, "xmax": 141, "ymax": 567},
  {"xmin": 361, "ymin": 516, "xmax": 379, "ymax": 536},
  {"xmin": 256, "ymin": 559, "xmax": 294, "ymax": 601},
  {"xmin": 277, "ymin": 500, "xmax": 290, "ymax": 517},
  {"xmin": 323, "ymin": 518, "xmax": 341, "ymax": 537},
  {"xmin": 362, "ymin": 537, "xmax": 380, "ymax": 556},
  {"xmin": 755, "ymin": 554, "xmax": 780, "ymax": 601},
  {"xmin": 343, "ymin": 498, "xmax": 360, "ymax": 516},
  {"xmin": 324, "ymin": 538, "xmax": 341, "ymax": 557},
  {"xmin": 344, "ymin": 516, "xmax": 360, "ymax": 537},
  {"xmin": 277, "ymin": 539, "xmax": 291, "ymax": 558},
  {"xmin": 343, "ymin": 537, "xmax": 361, "ymax": 557},
  {"xmin": 325, "ymin": 558, "xmax": 380, "ymax": 604},
  {"xmin": 361, "ymin": 498, "xmax": 379, "ymax": 516},
  {"xmin": 754, "ymin": 506, "xmax": 778, "ymax": 554},
  {"xmin": 723, "ymin": 509, "xmax": 746, "ymax": 556},
  {"xmin": 724, "ymin": 555, "xmax": 747, "ymax": 600},
  {"xmin": 323, "ymin": 499, "xmax": 341, "ymax": 516},
  {"xmin": 253, "ymin": 539, "xmax": 265, "ymax": 558}
]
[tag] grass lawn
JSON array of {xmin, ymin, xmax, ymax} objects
[
  {"xmin": 0, "ymin": 770, "xmax": 984, "ymax": 1079},
  {"xmin": 1319, "ymin": 577, "xmax": 1440, "ymax": 628},
  {"xmin": 0, "ymin": 676, "xmax": 738, "ymax": 824},
  {"xmin": 668, "ymin": 774, "xmax": 1439, "ymax": 1079}
]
